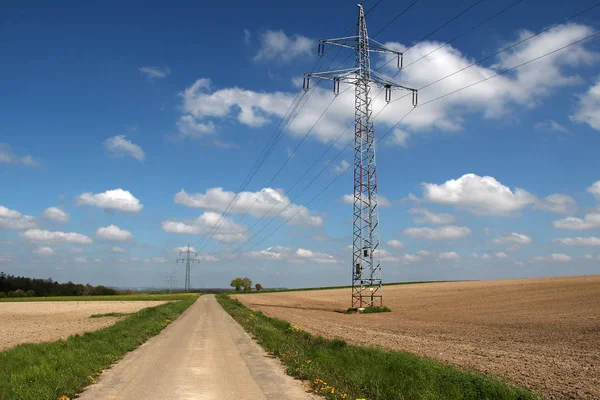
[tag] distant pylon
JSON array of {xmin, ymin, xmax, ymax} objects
[
  {"xmin": 165, "ymin": 275, "xmax": 177, "ymax": 293},
  {"xmin": 177, "ymin": 244, "xmax": 199, "ymax": 292},
  {"xmin": 303, "ymin": 4, "xmax": 417, "ymax": 308}
]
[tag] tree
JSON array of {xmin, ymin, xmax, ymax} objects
[
  {"xmin": 25, "ymin": 290, "xmax": 36, "ymax": 297},
  {"xmin": 230, "ymin": 278, "xmax": 245, "ymax": 292},
  {"xmin": 0, "ymin": 291, "xmax": 6, "ymax": 298},
  {"xmin": 242, "ymin": 277, "xmax": 253, "ymax": 291},
  {"xmin": 255, "ymin": 283, "xmax": 263, "ymax": 291}
]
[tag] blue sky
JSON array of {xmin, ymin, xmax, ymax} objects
[{"xmin": 1, "ymin": 0, "xmax": 600, "ymax": 289}]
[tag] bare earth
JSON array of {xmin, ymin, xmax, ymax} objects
[
  {"xmin": 0, "ymin": 301, "xmax": 168, "ymax": 351},
  {"xmin": 236, "ymin": 275, "xmax": 600, "ymax": 400}
]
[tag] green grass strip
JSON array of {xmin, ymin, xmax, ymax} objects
[
  {"xmin": 0, "ymin": 293, "xmax": 196, "ymax": 302},
  {"xmin": 89, "ymin": 312, "xmax": 130, "ymax": 318},
  {"xmin": 0, "ymin": 294, "xmax": 198, "ymax": 400},
  {"xmin": 217, "ymin": 294, "xmax": 540, "ymax": 400}
]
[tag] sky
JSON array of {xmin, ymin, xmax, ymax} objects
[{"xmin": 1, "ymin": 0, "xmax": 600, "ymax": 289}]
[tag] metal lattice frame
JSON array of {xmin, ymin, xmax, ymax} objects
[
  {"xmin": 304, "ymin": 5, "xmax": 417, "ymax": 308},
  {"xmin": 177, "ymin": 244, "xmax": 199, "ymax": 292}
]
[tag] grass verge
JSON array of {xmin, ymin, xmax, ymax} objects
[
  {"xmin": 345, "ymin": 306, "xmax": 391, "ymax": 314},
  {"xmin": 90, "ymin": 312, "xmax": 129, "ymax": 318},
  {"xmin": 0, "ymin": 293, "xmax": 195, "ymax": 302},
  {"xmin": 217, "ymin": 294, "xmax": 540, "ymax": 400},
  {"xmin": 0, "ymin": 294, "xmax": 198, "ymax": 400}
]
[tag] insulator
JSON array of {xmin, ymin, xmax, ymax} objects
[
  {"xmin": 412, "ymin": 90, "xmax": 418, "ymax": 107},
  {"xmin": 398, "ymin": 54, "xmax": 403, "ymax": 70},
  {"xmin": 333, "ymin": 78, "xmax": 340, "ymax": 96},
  {"xmin": 302, "ymin": 77, "xmax": 310, "ymax": 92},
  {"xmin": 318, "ymin": 43, "xmax": 325, "ymax": 57},
  {"xmin": 385, "ymin": 86, "xmax": 392, "ymax": 103}
]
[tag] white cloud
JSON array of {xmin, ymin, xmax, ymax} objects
[
  {"xmin": 34, "ymin": 246, "xmax": 54, "ymax": 255},
  {"xmin": 21, "ymin": 229, "xmax": 93, "ymax": 244},
  {"xmin": 139, "ymin": 66, "xmax": 171, "ymax": 79},
  {"xmin": 111, "ymin": 246, "xmax": 125, "ymax": 253},
  {"xmin": 388, "ymin": 128, "xmax": 411, "ymax": 147},
  {"xmin": 386, "ymin": 239, "xmax": 404, "ymax": 249},
  {"xmin": 104, "ymin": 135, "xmax": 145, "ymax": 161},
  {"xmin": 332, "ymin": 160, "xmax": 350, "ymax": 174},
  {"xmin": 495, "ymin": 252, "xmax": 508, "ymax": 259},
  {"xmin": 587, "ymin": 181, "xmax": 600, "ymax": 201},
  {"xmin": 534, "ymin": 194, "xmax": 578, "ymax": 215},
  {"xmin": 171, "ymin": 246, "xmax": 198, "ymax": 254},
  {"xmin": 76, "ymin": 189, "xmax": 143, "ymax": 213},
  {"xmin": 421, "ymin": 174, "xmax": 536, "ymax": 215},
  {"xmin": 243, "ymin": 29, "xmax": 251, "ymax": 44},
  {"xmin": 402, "ymin": 253, "xmax": 422, "ymax": 263},
  {"xmin": 162, "ymin": 212, "xmax": 249, "ymax": 243},
  {"xmin": 42, "ymin": 207, "xmax": 69, "ymax": 222},
  {"xmin": 75, "ymin": 257, "xmax": 87, "ymax": 263},
  {"xmin": 117, "ymin": 257, "xmax": 168, "ymax": 264},
  {"xmin": 438, "ymin": 251, "xmax": 460, "ymax": 261},
  {"xmin": 403, "ymin": 225, "xmax": 471, "ymax": 240},
  {"xmin": 493, "ymin": 232, "xmax": 532, "ymax": 245},
  {"xmin": 534, "ymin": 119, "xmax": 570, "ymax": 134},
  {"xmin": 571, "ymin": 77, "xmax": 600, "ymax": 130},
  {"xmin": 408, "ymin": 208, "xmax": 455, "ymax": 225},
  {"xmin": 70, "ymin": 248, "xmax": 84, "ymax": 254},
  {"xmin": 254, "ymin": 30, "xmax": 312, "ymax": 63},
  {"xmin": 176, "ymin": 115, "xmax": 216, "ymax": 138},
  {"xmin": 531, "ymin": 253, "xmax": 572, "ymax": 263},
  {"xmin": 175, "ymin": 187, "xmax": 322, "ymax": 227},
  {"xmin": 553, "ymin": 213, "xmax": 600, "ymax": 230},
  {"xmin": 553, "ymin": 237, "xmax": 600, "ymax": 247},
  {"xmin": 249, "ymin": 246, "xmax": 339, "ymax": 264},
  {"xmin": 0, "ymin": 205, "xmax": 37, "ymax": 230},
  {"xmin": 96, "ymin": 225, "xmax": 133, "ymax": 241},
  {"xmin": 0, "ymin": 143, "xmax": 40, "ymax": 166},
  {"xmin": 340, "ymin": 194, "xmax": 392, "ymax": 208}
]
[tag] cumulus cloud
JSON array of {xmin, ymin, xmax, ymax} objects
[
  {"xmin": 249, "ymin": 246, "xmax": 339, "ymax": 264},
  {"xmin": 96, "ymin": 225, "xmax": 133, "ymax": 241},
  {"xmin": 21, "ymin": 229, "xmax": 93, "ymax": 244},
  {"xmin": 571, "ymin": 77, "xmax": 600, "ymax": 130},
  {"xmin": 175, "ymin": 24, "xmax": 598, "ymax": 146},
  {"xmin": 340, "ymin": 194, "xmax": 392, "ymax": 208},
  {"xmin": 254, "ymin": 30, "xmax": 312, "ymax": 63},
  {"xmin": 76, "ymin": 189, "xmax": 143, "ymax": 213},
  {"xmin": 421, "ymin": 174, "xmax": 536, "ymax": 215},
  {"xmin": 408, "ymin": 208, "xmax": 455, "ymax": 225},
  {"xmin": 118, "ymin": 257, "xmax": 167, "ymax": 264},
  {"xmin": 332, "ymin": 160, "xmax": 350, "ymax": 174},
  {"xmin": 175, "ymin": 187, "xmax": 322, "ymax": 227},
  {"xmin": 493, "ymin": 232, "xmax": 532, "ymax": 245},
  {"xmin": 534, "ymin": 194, "xmax": 578, "ymax": 214},
  {"xmin": 386, "ymin": 239, "xmax": 404, "ymax": 249},
  {"xmin": 139, "ymin": 66, "xmax": 171, "ymax": 79},
  {"xmin": 588, "ymin": 181, "xmax": 600, "ymax": 201},
  {"xmin": 553, "ymin": 213, "xmax": 600, "ymax": 230},
  {"xmin": 111, "ymin": 246, "xmax": 125, "ymax": 253},
  {"xmin": 162, "ymin": 212, "xmax": 248, "ymax": 243},
  {"xmin": 171, "ymin": 246, "xmax": 198, "ymax": 253},
  {"xmin": 0, "ymin": 205, "xmax": 37, "ymax": 230},
  {"xmin": 75, "ymin": 257, "xmax": 87, "ymax": 263},
  {"xmin": 42, "ymin": 207, "xmax": 69, "ymax": 222},
  {"xmin": 438, "ymin": 251, "xmax": 460, "ymax": 261},
  {"xmin": 495, "ymin": 252, "xmax": 508, "ymax": 259},
  {"xmin": 176, "ymin": 115, "xmax": 216, "ymax": 139},
  {"xmin": 531, "ymin": 253, "xmax": 572, "ymax": 262},
  {"xmin": 104, "ymin": 135, "xmax": 145, "ymax": 161},
  {"xmin": 553, "ymin": 237, "xmax": 600, "ymax": 246},
  {"xmin": 403, "ymin": 225, "xmax": 471, "ymax": 240},
  {"xmin": 534, "ymin": 119, "xmax": 570, "ymax": 134},
  {"xmin": 34, "ymin": 246, "xmax": 54, "ymax": 255},
  {"xmin": 0, "ymin": 143, "xmax": 40, "ymax": 166}
]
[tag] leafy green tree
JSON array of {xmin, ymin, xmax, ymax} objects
[
  {"xmin": 230, "ymin": 278, "xmax": 245, "ymax": 292},
  {"xmin": 255, "ymin": 283, "xmax": 263, "ymax": 291},
  {"xmin": 0, "ymin": 291, "xmax": 6, "ymax": 298},
  {"xmin": 25, "ymin": 290, "xmax": 36, "ymax": 297},
  {"xmin": 242, "ymin": 277, "xmax": 253, "ymax": 291}
]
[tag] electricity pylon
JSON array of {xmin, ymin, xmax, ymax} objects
[
  {"xmin": 303, "ymin": 4, "xmax": 417, "ymax": 308},
  {"xmin": 177, "ymin": 244, "xmax": 199, "ymax": 292},
  {"xmin": 165, "ymin": 275, "xmax": 177, "ymax": 293}
]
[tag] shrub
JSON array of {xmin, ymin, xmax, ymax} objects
[
  {"xmin": 0, "ymin": 291, "xmax": 6, "ymax": 298},
  {"xmin": 25, "ymin": 290, "xmax": 36, "ymax": 297}
]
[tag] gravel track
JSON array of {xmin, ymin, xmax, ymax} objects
[
  {"xmin": 0, "ymin": 301, "xmax": 168, "ymax": 351},
  {"xmin": 235, "ymin": 275, "xmax": 600, "ymax": 400}
]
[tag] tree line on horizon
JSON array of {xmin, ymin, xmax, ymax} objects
[{"xmin": 0, "ymin": 272, "xmax": 118, "ymax": 298}]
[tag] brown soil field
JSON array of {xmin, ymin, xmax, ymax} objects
[
  {"xmin": 235, "ymin": 275, "xmax": 600, "ymax": 400},
  {"xmin": 0, "ymin": 301, "xmax": 168, "ymax": 351}
]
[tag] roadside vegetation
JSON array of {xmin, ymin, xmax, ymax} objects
[
  {"xmin": 0, "ymin": 293, "xmax": 198, "ymax": 400},
  {"xmin": 0, "ymin": 272, "xmax": 118, "ymax": 298},
  {"xmin": 217, "ymin": 294, "xmax": 539, "ymax": 400}
]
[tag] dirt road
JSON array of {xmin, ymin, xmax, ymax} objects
[
  {"xmin": 78, "ymin": 295, "xmax": 317, "ymax": 400},
  {"xmin": 236, "ymin": 275, "xmax": 600, "ymax": 400}
]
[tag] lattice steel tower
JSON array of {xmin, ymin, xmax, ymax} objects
[
  {"xmin": 177, "ymin": 244, "xmax": 199, "ymax": 292},
  {"xmin": 303, "ymin": 4, "xmax": 417, "ymax": 308}
]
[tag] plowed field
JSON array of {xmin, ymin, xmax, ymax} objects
[
  {"xmin": 235, "ymin": 275, "xmax": 600, "ymax": 399},
  {"xmin": 0, "ymin": 301, "xmax": 168, "ymax": 351}
]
